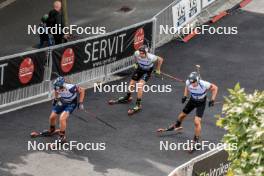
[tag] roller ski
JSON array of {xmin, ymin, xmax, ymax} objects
[
  {"xmin": 156, "ymin": 123, "xmax": 183, "ymax": 133},
  {"xmin": 128, "ymin": 104, "xmax": 142, "ymax": 116},
  {"xmin": 48, "ymin": 134, "xmax": 67, "ymax": 150},
  {"xmin": 30, "ymin": 129, "xmax": 60, "ymax": 138},
  {"xmin": 108, "ymin": 96, "xmax": 132, "ymax": 105}
]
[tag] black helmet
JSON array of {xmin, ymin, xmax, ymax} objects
[
  {"xmin": 138, "ymin": 45, "xmax": 149, "ymax": 54},
  {"xmin": 188, "ymin": 72, "xmax": 200, "ymax": 83}
]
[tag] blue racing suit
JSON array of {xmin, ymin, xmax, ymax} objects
[{"xmin": 52, "ymin": 83, "xmax": 78, "ymax": 114}]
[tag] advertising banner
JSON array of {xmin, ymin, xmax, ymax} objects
[
  {"xmin": 0, "ymin": 51, "xmax": 47, "ymax": 93},
  {"xmin": 202, "ymin": 0, "xmax": 216, "ymax": 9},
  {"xmin": 172, "ymin": 0, "xmax": 201, "ymax": 29},
  {"xmin": 51, "ymin": 21, "xmax": 153, "ymax": 79},
  {"xmin": 192, "ymin": 150, "xmax": 231, "ymax": 176}
]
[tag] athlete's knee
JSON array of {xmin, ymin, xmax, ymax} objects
[
  {"xmin": 49, "ymin": 112, "xmax": 57, "ymax": 120},
  {"xmin": 129, "ymin": 80, "xmax": 136, "ymax": 86},
  {"xmin": 60, "ymin": 112, "xmax": 69, "ymax": 122},
  {"xmin": 137, "ymin": 81, "xmax": 145, "ymax": 92},
  {"xmin": 194, "ymin": 117, "xmax": 201, "ymax": 128},
  {"xmin": 128, "ymin": 80, "xmax": 136, "ymax": 92},
  {"xmin": 179, "ymin": 112, "xmax": 187, "ymax": 119}
]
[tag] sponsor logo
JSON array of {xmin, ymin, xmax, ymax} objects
[
  {"xmin": 134, "ymin": 28, "xmax": 145, "ymax": 50},
  {"xmin": 199, "ymin": 162, "xmax": 231, "ymax": 176},
  {"xmin": 189, "ymin": 0, "xmax": 198, "ymax": 17},
  {"xmin": 61, "ymin": 48, "xmax": 75, "ymax": 73},
  {"xmin": 19, "ymin": 57, "xmax": 34, "ymax": 84},
  {"xmin": 176, "ymin": 3, "xmax": 186, "ymax": 26}
]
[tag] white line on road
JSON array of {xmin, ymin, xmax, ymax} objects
[{"xmin": 0, "ymin": 0, "xmax": 16, "ymax": 9}]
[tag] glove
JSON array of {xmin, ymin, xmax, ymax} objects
[
  {"xmin": 154, "ymin": 70, "xmax": 161, "ymax": 78},
  {"xmin": 208, "ymin": 100, "xmax": 215, "ymax": 107},
  {"xmin": 154, "ymin": 69, "xmax": 161, "ymax": 75},
  {"xmin": 52, "ymin": 99, "xmax": 58, "ymax": 106},
  {"xmin": 182, "ymin": 96, "xmax": 187, "ymax": 104},
  {"xmin": 78, "ymin": 102, "xmax": 84, "ymax": 110},
  {"xmin": 133, "ymin": 63, "xmax": 138, "ymax": 69}
]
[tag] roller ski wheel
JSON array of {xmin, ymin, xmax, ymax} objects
[
  {"xmin": 108, "ymin": 96, "xmax": 132, "ymax": 105},
  {"xmin": 128, "ymin": 105, "xmax": 142, "ymax": 116},
  {"xmin": 48, "ymin": 135, "xmax": 67, "ymax": 150},
  {"xmin": 188, "ymin": 140, "xmax": 201, "ymax": 154},
  {"xmin": 156, "ymin": 126, "xmax": 183, "ymax": 133},
  {"xmin": 30, "ymin": 129, "xmax": 60, "ymax": 138}
]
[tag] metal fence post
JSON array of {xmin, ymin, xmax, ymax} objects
[
  {"xmin": 48, "ymin": 48, "xmax": 53, "ymax": 99},
  {"xmin": 152, "ymin": 17, "xmax": 157, "ymax": 53}
]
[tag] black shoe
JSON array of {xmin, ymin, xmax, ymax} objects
[
  {"xmin": 118, "ymin": 96, "xmax": 132, "ymax": 103},
  {"xmin": 40, "ymin": 129, "xmax": 56, "ymax": 137},
  {"xmin": 168, "ymin": 123, "xmax": 183, "ymax": 131},
  {"xmin": 57, "ymin": 135, "xmax": 67, "ymax": 144},
  {"xmin": 188, "ymin": 140, "xmax": 201, "ymax": 153}
]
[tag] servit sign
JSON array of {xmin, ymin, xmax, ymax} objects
[
  {"xmin": 50, "ymin": 21, "xmax": 153, "ymax": 77},
  {"xmin": 83, "ymin": 33, "xmax": 126, "ymax": 64}
]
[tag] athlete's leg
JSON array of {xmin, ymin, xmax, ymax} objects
[
  {"xmin": 49, "ymin": 112, "xmax": 58, "ymax": 132},
  {"xmin": 178, "ymin": 112, "xmax": 187, "ymax": 121},
  {"xmin": 165, "ymin": 112, "xmax": 187, "ymax": 131},
  {"xmin": 135, "ymin": 79, "xmax": 145, "ymax": 106},
  {"xmin": 59, "ymin": 111, "xmax": 69, "ymax": 132},
  {"xmin": 134, "ymin": 68, "xmax": 152, "ymax": 106},
  {"xmin": 176, "ymin": 99, "xmax": 196, "ymax": 125},
  {"xmin": 194, "ymin": 116, "xmax": 202, "ymax": 141},
  {"xmin": 187, "ymin": 116, "xmax": 203, "ymax": 152},
  {"xmin": 166, "ymin": 98, "xmax": 195, "ymax": 131},
  {"xmin": 126, "ymin": 79, "xmax": 136, "ymax": 98},
  {"xmin": 194, "ymin": 99, "xmax": 206, "ymax": 141},
  {"xmin": 58, "ymin": 111, "xmax": 69, "ymax": 141},
  {"xmin": 117, "ymin": 79, "xmax": 135, "ymax": 103},
  {"xmin": 128, "ymin": 67, "xmax": 142, "ymax": 97}
]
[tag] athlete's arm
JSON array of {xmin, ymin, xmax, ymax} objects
[
  {"xmin": 155, "ymin": 56, "xmax": 163, "ymax": 72},
  {"xmin": 54, "ymin": 91, "xmax": 59, "ymax": 99},
  {"xmin": 184, "ymin": 86, "xmax": 188, "ymax": 97},
  {"xmin": 181, "ymin": 86, "xmax": 188, "ymax": 104},
  {"xmin": 210, "ymin": 83, "xmax": 218, "ymax": 101},
  {"xmin": 77, "ymin": 86, "xmax": 85, "ymax": 103}
]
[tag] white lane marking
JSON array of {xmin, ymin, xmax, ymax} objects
[{"xmin": 0, "ymin": 0, "xmax": 16, "ymax": 9}]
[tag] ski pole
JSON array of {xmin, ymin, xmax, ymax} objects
[
  {"xmin": 160, "ymin": 72, "xmax": 185, "ymax": 83},
  {"xmin": 73, "ymin": 109, "xmax": 117, "ymax": 130}
]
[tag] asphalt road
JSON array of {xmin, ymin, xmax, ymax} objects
[{"xmin": 0, "ymin": 8, "xmax": 264, "ymax": 176}]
